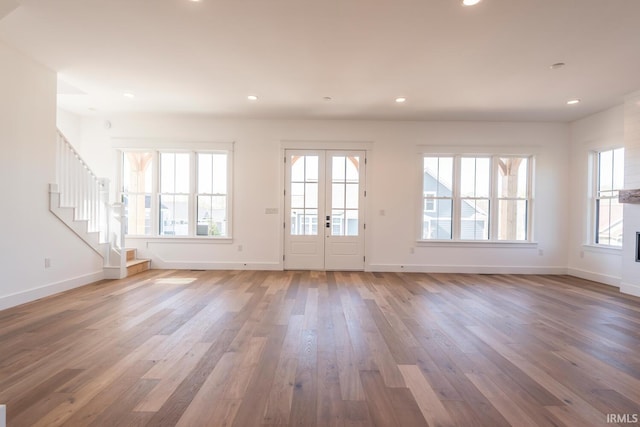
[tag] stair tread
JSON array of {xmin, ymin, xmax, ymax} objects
[{"xmin": 126, "ymin": 258, "xmax": 150, "ymax": 267}]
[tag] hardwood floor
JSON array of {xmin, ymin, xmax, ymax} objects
[{"xmin": 1, "ymin": 270, "xmax": 640, "ymax": 426}]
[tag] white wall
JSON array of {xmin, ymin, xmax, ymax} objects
[
  {"xmin": 75, "ymin": 114, "xmax": 570, "ymax": 274},
  {"xmin": 567, "ymin": 105, "xmax": 625, "ymax": 286},
  {"xmin": 56, "ymin": 108, "xmax": 83, "ymax": 149},
  {"xmin": 0, "ymin": 41, "xmax": 103, "ymax": 310},
  {"xmin": 621, "ymin": 92, "xmax": 640, "ymax": 297}
]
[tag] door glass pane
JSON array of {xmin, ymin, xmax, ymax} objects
[
  {"xmin": 291, "ymin": 183, "xmax": 305, "ymax": 208},
  {"xmin": 346, "ymin": 157, "xmax": 359, "ymax": 182},
  {"xmin": 291, "ymin": 208, "xmax": 303, "ymax": 235},
  {"xmin": 290, "ymin": 155, "xmax": 319, "ymax": 236},
  {"xmin": 305, "ymin": 183, "xmax": 318, "ymax": 208},
  {"xmin": 345, "ymin": 210, "xmax": 358, "ymax": 236},
  {"xmin": 306, "ymin": 157, "xmax": 319, "ymax": 181},
  {"xmin": 332, "ymin": 210, "xmax": 345, "ymax": 236},
  {"xmin": 345, "ymin": 183, "xmax": 359, "ymax": 209},
  {"xmin": 332, "ymin": 183, "xmax": 345, "ymax": 209},
  {"xmin": 304, "ymin": 209, "xmax": 318, "ymax": 235},
  {"xmin": 330, "ymin": 154, "xmax": 360, "ymax": 237},
  {"xmin": 291, "ymin": 156, "xmax": 304, "ymax": 182},
  {"xmin": 333, "ymin": 156, "xmax": 345, "ymax": 181}
]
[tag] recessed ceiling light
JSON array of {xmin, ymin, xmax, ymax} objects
[
  {"xmin": 395, "ymin": 97, "xmax": 407, "ymax": 103},
  {"xmin": 567, "ymin": 99, "xmax": 581, "ymax": 105},
  {"xmin": 462, "ymin": 0, "xmax": 482, "ymax": 6},
  {"xmin": 323, "ymin": 96, "xmax": 332, "ymax": 101},
  {"xmin": 550, "ymin": 62, "xmax": 566, "ymax": 70},
  {"xmin": 247, "ymin": 95, "xmax": 258, "ymax": 101},
  {"xmin": 123, "ymin": 92, "xmax": 135, "ymax": 99}
]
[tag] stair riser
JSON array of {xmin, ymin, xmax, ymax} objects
[{"xmin": 127, "ymin": 260, "xmax": 150, "ymax": 277}]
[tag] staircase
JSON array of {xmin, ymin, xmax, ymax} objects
[
  {"xmin": 126, "ymin": 248, "xmax": 150, "ymax": 276},
  {"xmin": 49, "ymin": 130, "xmax": 150, "ymax": 279}
]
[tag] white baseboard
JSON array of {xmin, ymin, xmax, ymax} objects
[
  {"xmin": 566, "ymin": 268, "xmax": 621, "ymax": 288},
  {"xmin": 0, "ymin": 270, "xmax": 104, "ymax": 311},
  {"xmin": 366, "ymin": 264, "xmax": 567, "ymax": 275},
  {"xmin": 150, "ymin": 260, "xmax": 283, "ymax": 271},
  {"xmin": 621, "ymin": 281, "xmax": 640, "ymax": 297}
]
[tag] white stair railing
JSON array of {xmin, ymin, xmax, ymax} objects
[
  {"xmin": 53, "ymin": 130, "xmax": 126, "ymax": 278},
  {"xmin": 56, "ymin": 130, "xmax": 106, "ymax": 241}
]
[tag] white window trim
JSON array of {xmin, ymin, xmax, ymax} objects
[
  {"xmin": 418, "ymin": 152, "xmax": 534, "ymax": 244},
  {"xmin": 117, "ymin": 143, "xmax": 233, "ymax": 240}
]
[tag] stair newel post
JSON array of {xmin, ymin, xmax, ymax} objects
[
  {"xmin": 99, "ymin": 178, "xmax": 110, "ymax": 244},
  {"xmin": 119, "ymin": 202, "xmax": 126, "ymax": 258}
]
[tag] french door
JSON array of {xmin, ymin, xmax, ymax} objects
[{"xmin": 284, "ymin": 150, "xmax": 366, "ymax": 270}]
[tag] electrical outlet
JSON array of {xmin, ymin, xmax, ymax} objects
[
  {"xmin": 580, "ymin": 250, "xmax": 584, "ymax": 258},
  {"xmin": 238, "ymin": 245, "xmax": 243, "ymax": 252},
  {"xmin": 410, "ymin": 247, "xmax": 415, "ymax": 254},
  {"xmin": 44, "ymin": 258, "xmax": 51, "ymax": 268},
  {"xmin": 538, "ymin": 249, "xmax": 544, "ymax": 256}
]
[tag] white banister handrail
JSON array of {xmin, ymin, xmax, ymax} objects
[{"xmin": 56, "ymin": 130, "xmax": 109, "ymax": 240}]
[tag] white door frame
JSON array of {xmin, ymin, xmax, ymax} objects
[{"xmin": 280, "ymin": 141, "xmax": 371, "ymax": 271}]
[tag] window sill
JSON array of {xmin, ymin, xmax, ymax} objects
[
  {"xmin": 582, "ymin": 244, "xmax": 623, "ymax": 255},
  {"xmin": 125, "ymin": 236, "xmax": 233, "ymax": 244},
  {"xmin": 416, "ymin": 240, "xmax": 537, "ymax": 248}
]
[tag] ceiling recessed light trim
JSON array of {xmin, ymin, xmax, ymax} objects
[
  {"xmin": 567, "ymin": 99, "xmax": 581, "ymax": 105},
  {"xmin": 462, "ymin": 0, "xmax": 482, "ymax": 6},
  {"xmin": 550, "ymin": 62, "xmax": 566, "ymax": 70},
  {"xmin": 247, "ymin": 95, "xmax": 258, "ymax": 101},
  {"xmin": 395, "ymin": 97, "xmax": 407, "ymax": 103},
  {"xmin": 123, "ymin": 92, "xmax": 135, "ymax": 99}
]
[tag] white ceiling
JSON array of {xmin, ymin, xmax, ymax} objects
[{"xmin": 1, "ymin": 0, "xmax": 640, "ymax": 121}]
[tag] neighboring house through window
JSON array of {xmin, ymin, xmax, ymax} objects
[{"xmin": 422, "ymin": 154, "xmax": 532, "ymax": 242}]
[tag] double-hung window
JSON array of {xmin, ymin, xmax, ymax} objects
[
  {"xmin": 422, "ymin": 154, "xmax": 532, "ymax": 242},
  {"xmin": 594, "ymin": 148, "xmax": 624, "ymax": 246},
  {"xmin": 121, "ymin": 149, "xmax": 231, "ymax": 238},
  {"xmin": 159, "ymin": 152, "xmax": 190, "ymax": 236}
]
